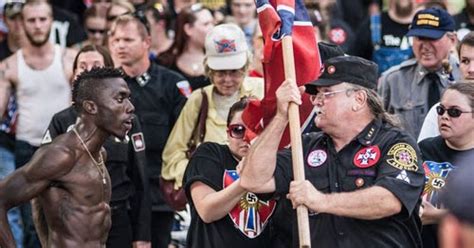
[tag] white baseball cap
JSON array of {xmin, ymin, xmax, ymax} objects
[{"xmin": 205, "ymin": 23, "xmax": 248, "ymax": 70}]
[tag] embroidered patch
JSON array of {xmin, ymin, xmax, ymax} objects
[
  {"xmin": 328, "ymin": 27, "xmax": 347, "ymax": 45},
  {"xmin": 422, "ymin": 161, "xmax": 454, "ymax": 207},
  {"xmin": 353, "ymin": 145, "xmax": 381, "ymax": 168},
  {"xmin": 131, "ymin": 132, "xmax": 145, "ymax": 152},
  {"xmin": 223, "ymin": 170, "xmax": 276, "ymax": 238},
  {"xmin": 396, "ymin": 170, "xmax": 411, "ymax": 184},
  {"xmin": 41, "ymin": 130, "xmax": 52, "ymax": 144},
  {"xmin": 386, "ymin": 143, "xmax": 418, "ymax": 171},
  {"xmin": 307, "ymin": 149, "xmax": 327, "ymax": 167}
]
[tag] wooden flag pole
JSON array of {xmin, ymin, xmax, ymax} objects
[{"xmin": 282, "ymin": 35, "xmax": 311, "ymax": 248}]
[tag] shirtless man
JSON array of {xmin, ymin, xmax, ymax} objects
[{"xmin": 0, "ymin": 67, "xmax": 135, "ymax": 247}]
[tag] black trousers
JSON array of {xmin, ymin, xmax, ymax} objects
[
  {"xmin": 106, "ymin": 202, "xmax": 133, "ymax": 248},
  {"xmin": 151, "ymin": 211, "xmax": 174, "ymax": 248}
]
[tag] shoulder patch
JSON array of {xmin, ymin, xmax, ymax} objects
[
  {"xmin": 386, "ymin": 143, "xmax": 418, "ymax": 171},
  {"xmin": 131, "ymin": 132, "xmax": 145, "ymax": 152}
]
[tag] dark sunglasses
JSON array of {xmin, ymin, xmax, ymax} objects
[
  {"xmin": 87, "ymin": 28, "xmax": 106, "ymax": 34},
  {"xmin": 436, "ymin": 105, "xmax": 473, "ymax": 118},
  {"xmin": 227, "ymin": 124, "xmax": 246, "ymax": 139}
]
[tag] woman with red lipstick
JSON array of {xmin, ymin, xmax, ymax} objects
[
  {"xmin": 418, "ymin": 31, "xmax": 474, "ymax": 141},
  {"xmin": 418, "ymin": 82, "xmax": 474, "ymax": 248},
  {"xmin": 183, "ymin": 97, "xmax": 276, "ymax": 248}
]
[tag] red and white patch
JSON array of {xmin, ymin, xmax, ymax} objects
[
  {"xmin": 131, "ymin": 133, "xmax": 145, "ymax": 152},
  {"xmin": 328, "ymin": 27, "xmax": 347, "ymax": 45},
  {"xmin": 307, "ymin": 149, "xmax": 327, "ymax": 167},
  {"xmin": 353, "ymin": 145, "xmax": 381, "ymax": 168}
]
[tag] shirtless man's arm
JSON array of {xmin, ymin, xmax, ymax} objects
[{"xmin": 0, "ymin": 144, "xmax": 75, "ymax": 248}]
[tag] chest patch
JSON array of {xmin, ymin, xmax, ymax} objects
[
  {"xmin": 386, "ymin": 143, "xmax": 418, "ymax": 171},
  {"xmin": 353, "ymin": 145, "xmax": 381, "ymax": 168},
  {"xmin": 307, "ymin": 149, "xmax": 327, "ymax": 167},
  {"xmin": 223, "ymin": 170, "xmax": 276, "ymax": 238},
  {"xmin": 422, "ymin": 161, "xmax": 454, "ymax": 207},
  {"xmin": 131, "ymin": 132, "xmax": 145, "ymax": 152}
]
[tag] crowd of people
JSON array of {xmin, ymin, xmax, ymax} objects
[{"xmin": 0, "ymin": 0, "xmax": 473, "ymax": 247}]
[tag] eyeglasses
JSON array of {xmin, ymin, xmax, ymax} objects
[
  {"xmin": 227, "ymin": 124, "xmax": 246, "ymax": 139},
  {"xmin": 309, "ymin": 88, "xmax": 355, "ymax": 102},
  {"xmin": 87, "ymin": 28, "xmax": 106, "ymax": 34},
  {"xmin": 213, "ymin": 70, "xmax": 244, "ymax": 79},
  {"xmin": 436, "ymin": 105, "xmax": 473, "ymax": 118}
]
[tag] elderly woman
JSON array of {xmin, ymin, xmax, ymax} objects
[
  {"xmin": 161, "ymin": 23, "xmax": 263, "ymax": 206},
  {"xmin": 419, "ymin": 82, "xmax": 474, "ymax": 248}
]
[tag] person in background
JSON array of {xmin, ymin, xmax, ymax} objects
[
  {"xmin": 307, "ymin": 0, "xmax": 355, "ymax": 53},
  {"xmin": 418, "ymin": 31, "xmax": 474, "ymax": 142},
  {"xmin": 184, "ymin": 97, "xmax": 276, "ymax": 247},
  {"xmin": 225, "ymin": 0, "xmax": 256, "ymax": 49},
  {"xmin": 418, "ymin": 82, "xmax": 474, "ymax": 248},
  {"xmin": 378, "ymin": 7, "xmax": 460, "ymax": 139},
  {"xmin": 453, "ymin": 0, "xmax": 474, "ymax": 41},
  {"xmin": 158, "ymin": 4, "xmax": 214, "ymax": 92},
  {"xmin": 439, "ymin": 160, "xmax": 474, "ymax": 248},
  {"xmin": 92, "ymin": 0, "xmax": 112, "ymax": 17},
  {"xmin": 108, "ymin": 14, "xmax": 188, "ymax": 248},
  {"xmin": 0, "ymin": 2, "xmax": 25, "ymax": 246},
  {"xmin": 76, "ymin": 4, "xmax": 107, "ymax": 48},
  {"xmin": 162, "ymin": 23, "xmax": 263, "ymax": 211},
  {"xmin": 106, "ymin": 0, "xmax": 135, "ymax": 30},
  {"xmin": 145, "ymin": 3, "xmax": 173, "ymax": 61},
  {"xmin": 39, "ymin": 45, "xmax": 152, "ymax": 248},
  {"xmin": 350, "ymin": 0, "xmax": 416, "ymax": 75}
]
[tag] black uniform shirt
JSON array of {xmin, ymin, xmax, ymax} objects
[
  {"xmin": 124, "ymin": 61, "xmax": 187, "ymax": 211},
  {"xmin": 274, "ymin": 119, "xmax": 424, "ymax": 247}
]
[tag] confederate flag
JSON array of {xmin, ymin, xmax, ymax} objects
[{"xmin": 242, "ymin": 0, "xmax": 321, "ymax": 148}]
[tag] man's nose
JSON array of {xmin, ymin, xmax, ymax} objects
[{"xmin": 126, "ymin": 100, "xmax": 135, "ymax": 113}]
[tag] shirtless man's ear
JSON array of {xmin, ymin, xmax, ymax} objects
[{"xmin": 83, "ymin": 100, "xmax": 98, "ymax": 115}]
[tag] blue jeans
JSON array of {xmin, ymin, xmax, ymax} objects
[
  {"xmin": 15, "ymin": 140, "xmax": 40, "ymax": 248},
  {"xmin": 0, "ymin": 146, "xmax": 24, "ymax": 248}
]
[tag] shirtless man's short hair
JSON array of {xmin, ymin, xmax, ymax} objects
[{"xmin": 0, "ymin": 67, "xmax": 135, "ymax": 248}]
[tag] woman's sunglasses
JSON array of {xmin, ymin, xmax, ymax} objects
[
  {"xmin": 227, "ymin": 124, "xmax": 246, "ymax": 139},
  {"xmin": 436, "ymin": 105, "xmax": 473, "ymax": 118}
]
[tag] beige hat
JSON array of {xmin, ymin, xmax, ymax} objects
[{"xmin": 205, "ymin": 23, "xmax": 248, "ymax": 70}]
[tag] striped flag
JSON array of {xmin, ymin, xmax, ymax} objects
[{"xmin": 242, "ymin": 0, "xmax": 321, "ymax": 147}]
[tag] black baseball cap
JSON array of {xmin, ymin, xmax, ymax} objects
[
  {"xmin": 3, "ymin": 0, "xmax": 24, "ymax": 19},
  {"xmin": 406, "ymin": 7, "xmax": 455, "ymax": 40},
  {"xmin": 305, "ymin": 56, "xmax": 378, "ymax": 95}
]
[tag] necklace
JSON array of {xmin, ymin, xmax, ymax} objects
[{"xmin": 72, "ymin": 128, "xmax": 107, "ymax": 185}]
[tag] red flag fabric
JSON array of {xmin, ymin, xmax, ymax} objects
[{"xmin": 242, "ymin": 0, "xmax": 321, "ymax": 148}]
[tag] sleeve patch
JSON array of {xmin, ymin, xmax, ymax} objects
[
  {"xmin": 386, "ymin": 143, "xmax": 418, "ymax": 171},
  {"xmin": 131, "ymin": 132, "xmax": 146, "ymax": 152}
]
